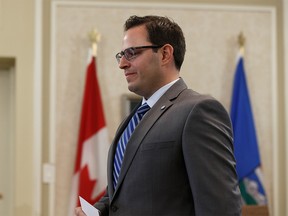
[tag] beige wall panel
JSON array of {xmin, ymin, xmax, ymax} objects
[
  {"xmin": 0, "ymin": 0, "xmax": 36, "ymax": 215},
  {"xmin": 51, "ymin": 3, "xmax": 275, "ymax": 215}
]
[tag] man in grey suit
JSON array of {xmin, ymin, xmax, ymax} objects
[{"xmin": 75, "ymin": 15, "xmax": 242, "ymax": 216}]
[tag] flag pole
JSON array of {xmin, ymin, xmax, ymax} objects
[
  {"xmin": 238, "ymin": 32, "xmax": 245, "ymax": 56},
  {"xmin": 88, "ymin": 29, "xmax": 101, "ymax": 57}
]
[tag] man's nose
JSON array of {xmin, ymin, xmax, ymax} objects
[{"xmin": 118, "ymin": 56, "xmax": 130, "ymax": 69}]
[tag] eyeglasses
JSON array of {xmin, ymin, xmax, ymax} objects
[{"xmin": 115, "ymin": 45, "xmax": 163, "ymax": 63}]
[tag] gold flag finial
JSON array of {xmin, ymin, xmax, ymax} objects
[
  {"xmin": 238, "ymin": 32, "xmax": 245, "ymax": 55},
  {"xmin": 88, "ymin": 29, "xmax": 101, "ymax": 56}
]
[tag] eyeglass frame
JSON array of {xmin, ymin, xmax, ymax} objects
[{"xmin": 115, "ymin": 45, "xmax": 164, "ymax": 63}]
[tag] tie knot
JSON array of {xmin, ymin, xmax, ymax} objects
[{"xmin": 137, "ymin": 103, "xmax": 150, "ymax": 118}]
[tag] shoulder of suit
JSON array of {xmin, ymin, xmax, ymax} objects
[{"xmin": 178, "ymin": 88, "xmax": 225, "ymax": 107}]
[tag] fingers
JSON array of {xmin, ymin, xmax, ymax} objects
[{"xmin": 74, "ymin": 207, "xmax": 86, "ymax": 216}]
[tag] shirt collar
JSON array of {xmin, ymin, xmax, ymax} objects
[{"xmin": 142, "ymin": 78, "xmax": 179, "ymax": 108}]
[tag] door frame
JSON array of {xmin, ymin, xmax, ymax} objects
[{"xmin": 0, "ymin": 62, "xmax": 15, "ymax": 216}]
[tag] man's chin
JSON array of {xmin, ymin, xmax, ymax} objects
[
  {"xmin": 127, "ymin": 84, "xmax": 136, "ymax": 92},
  {"xmin": 127, "ymin": 84, "xmax": 140, "ymax": 95}
]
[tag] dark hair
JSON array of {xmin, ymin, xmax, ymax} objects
[{"xmin": 124, "ymin": 15, "xmax": 186, "ymax": 70}]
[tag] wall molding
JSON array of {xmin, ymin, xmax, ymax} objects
[
  {"xmin": 33, "ymin": 0, "xmax": 43, "ymax": 215},
  {"xmin": 284, "ymin": 0, "xmax": 288, "ymax": 214}
]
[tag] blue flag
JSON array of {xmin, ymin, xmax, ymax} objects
[{"xmin": 230, "ymin": 52, "xmax": 267, "ymax": 205}]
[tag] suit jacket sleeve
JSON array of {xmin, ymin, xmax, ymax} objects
[
  {"xmin": 183, "ymin": 98, "xmax": 242, "ymax": 215},
  {"xmin": 94, "ymin": 187, "xmax": 109, "ymax": 216}
]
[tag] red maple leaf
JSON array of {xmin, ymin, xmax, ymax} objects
[{"xmin": 77, "ymin": 164, "xmax": 97, "ymax": 206}]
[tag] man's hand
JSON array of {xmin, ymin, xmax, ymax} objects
[{"xmin": 74, "ymin": 207, "xmax": 87, "ymax": 216}]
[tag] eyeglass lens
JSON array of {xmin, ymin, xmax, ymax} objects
[{"xmin": 116, "ymin": 45, "xmax": 163, "ymax": 63}]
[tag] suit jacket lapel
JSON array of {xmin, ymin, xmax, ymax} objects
[
  {"xmin": 109, "ymin": 78, "xmax": 188, "ymax": 200},
  {"xmin": 107, "ymin": 103, "xmax": 141, "ymax": 198}
]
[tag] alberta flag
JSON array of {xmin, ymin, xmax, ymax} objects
[{"xmin": 230, "ymin": 50, "xmax": 267, "ymax": 205}]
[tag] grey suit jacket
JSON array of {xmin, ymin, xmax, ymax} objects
[{"xmin": 95, "ymin": 79, "xmax": 242, "ymax": 216}]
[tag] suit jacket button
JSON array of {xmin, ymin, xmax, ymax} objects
[{"xmin": 111, "ymin": 205, "xmax": 118, "ymax": 212}]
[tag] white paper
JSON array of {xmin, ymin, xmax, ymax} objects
[{"xmin": 79, "ymin": 196, "xmax": 100, "ymax": 216}]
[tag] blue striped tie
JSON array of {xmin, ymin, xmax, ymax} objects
[{"xmin": 113, "ymin": 103, "xmax": 150, "ymax": 189}]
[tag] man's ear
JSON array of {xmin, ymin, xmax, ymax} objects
[{"xmin": 161, "ymin": 44, "xmax": 174, "ymax": 65}]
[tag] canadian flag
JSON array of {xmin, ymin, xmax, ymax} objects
[{"xmin": 68, "ymin": 51, "xmax": 109, "ymax": 215}]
